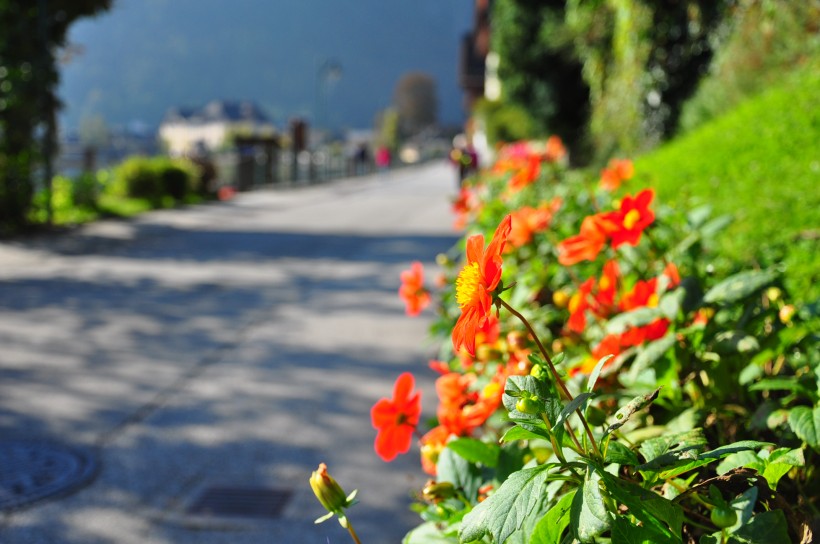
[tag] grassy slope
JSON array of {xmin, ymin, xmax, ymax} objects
[{"xmin": 634, "ymin": 56, "xmax": 820, "ymax": 302}]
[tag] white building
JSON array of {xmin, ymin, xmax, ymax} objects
[{"xmin": 159, "ymin": 100, "xmax": 276, "ymax": 156}]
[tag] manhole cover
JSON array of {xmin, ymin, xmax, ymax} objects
[
  {"xmin": 187, "ymin": 486, "xmax": 292, "ymax": 519},
  {"xmin": 0, "ymin": 439, "xmax": 98, "ymax": 511}
]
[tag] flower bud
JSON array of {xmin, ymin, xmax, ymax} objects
[
  {"xmin": 766, "ymin": 287, "xmax": 782, "ymax": 302},
  {"xmin": 552, "ymin": 290, "xmax": 570, "ymax": 309},
  {"xmin": 310, "ymin": 463, "xmax": 350, "ymax": 514},
  {"xmin": 422, "ymin": 480, "xmax": 456, "ymax": 503}
]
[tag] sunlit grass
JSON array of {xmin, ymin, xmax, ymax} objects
[{"xmin": 635, "ymin": 56, "xmax": 820, "ymax": 302}]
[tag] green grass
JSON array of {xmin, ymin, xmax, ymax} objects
[{"xmin": 635, "ymin": 56, "xmax": 820, "ymax": 303}]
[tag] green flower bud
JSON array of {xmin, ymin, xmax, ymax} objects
[
  {"xmin": 310, "ymin": 463, "xmax": 350, "ymax": 514},
  {"xmin": 422, "ymin": 480, "xmax": 456, "ymax": 503}
]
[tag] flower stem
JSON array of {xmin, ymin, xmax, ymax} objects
[
  {"xmin": 498, "ymin": 296, "xmax": 601, "ymax": 459},
  {"xmin": 347, "ymin": 521, "xmax": 363, "ymax": 544}
]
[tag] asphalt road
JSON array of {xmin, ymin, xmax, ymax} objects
[{"xmin": 0, "ymin": 161, "xmax": 460, "ymax": 543}]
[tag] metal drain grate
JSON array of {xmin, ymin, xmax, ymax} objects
[
  {"xmin": 0, "ymin": 439, "xmax": 98, "ymax": 512},
  {"xmin": 187, "ymin": 486, "xmax": 292, "ymax": 519}
]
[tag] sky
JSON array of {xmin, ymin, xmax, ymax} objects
[{"xmin": 58, "ymin": 0, "xmax": 475, "ymax": 134}]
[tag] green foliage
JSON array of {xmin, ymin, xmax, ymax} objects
[
  {"xmin": 679, "ymin": 0, "xmax": 820, "ymax": 132},
  {"xmin": 110, "ymin": 156, "xmax": 197, "ymax": 205},
  {"xmin": 0, "ymin": 0, "xmax": 112, "ymax": 232},
  {"xmin": 473, "ymin": 99, "xmax": 535, "ymax": 146},
  {"xmin": 635, "ymin": 56, "xmax": 820, "ymax": 302}
]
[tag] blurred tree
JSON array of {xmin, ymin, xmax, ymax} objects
[
  {"xmin": 0, "ymin": 0, "xmax": 111, "ymax": 232},
  {"xmin": 393, "ymin": 72, "xmax": 438, "ymax": 138},
  {"xmin": 492, "ymin": 0, "xmax": 590, "ymax": 161},
  {"xmin": 373, "ymin": 107, "xmax": 399, "ymax": 151},
  {"xmin": 490, "ymin": 0, "xmax": 732, "ymax": 162}
]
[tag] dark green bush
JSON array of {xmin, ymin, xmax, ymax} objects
[{"xmin": 109, "ymin": 156, "xmax": 197, "ymax": 204}]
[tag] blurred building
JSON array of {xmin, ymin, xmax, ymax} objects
[
  {"xmin": 458, "ymin": 0, "xmax": 492, "ymax": 114},
  {"xmin": 159, "ymin": 100, "xmax": 276, "ymax": 156}
]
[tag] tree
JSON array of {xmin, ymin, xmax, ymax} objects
[
  {"xmin": 392, "ymin": 72, "xmax": 438, "ymax": 138},
  {"xmin": 0, "ymin": 0, "xmax": 112, "ymax": 232}
]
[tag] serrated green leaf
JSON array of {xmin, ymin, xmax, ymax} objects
[
  {"xmin": 788, "ymin": 405, "xmax": 820, "ymax": 449},
  {"xmin": 604, "ymin": 440, "xmax": 640, "ymax": 466},
  {"xmin": 529, "ymin": 491, "xmax": 575, "ymax": 544},
  {"xmin": 570, "ymin": 471, "xmax": 610, "ymax": 542},
  {"xmin": 459, "ymin": 464, "xmax": 555, "ymax": 544},
  {"xmin": 730, "ymin": 486, "xmax": 758, "ymax": 530},
  {"xmin": 606, "ymin": 388, "xmax": 661, "ymax": 435},
  {"xmin": 702, "ymin": 269, "xmax": 779, "ymax": 305},
  {"xmin": 446, "ymin": 438, "xmax": 499, "ymax": 468}
]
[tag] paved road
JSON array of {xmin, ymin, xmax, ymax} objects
[{"xmin": 0, "ymin": 161, "xmax": 460, "ymax": 543}]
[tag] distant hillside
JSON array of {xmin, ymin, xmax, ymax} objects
[{"xmin": 59, "ymin": 0, "xmax": 473, "ymax": 132}]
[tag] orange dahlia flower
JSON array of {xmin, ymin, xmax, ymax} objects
[
  {"xmin": 507, "ymin": 198, "xmax": 563, "ymax": 249},
  {"xmin": 398, "ymin": 261, "xmax": 430, "ymax": 316},
  {"xmin": 544, "ymin": 135, "xmax": 567, "ymax": 163},
  {"xmin": 371, "ymin": 372, "xmax": 422, "ymax": 462},
  {"xmin": 452, "ymin": 215, "xmax": 512, "ymax": 356},
  {"xmin": 599, "ymin": 158, "xmax": 634, "ymax": 191},
  {"xmin": 556, "ymin": 214, "xmax": 612, "ymax": 266}
]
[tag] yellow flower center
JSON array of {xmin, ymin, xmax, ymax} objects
[
  {"xmin": 456, "ymin": 262, "xmax": 481, "ymax": 308},
  {"xmin": 623, "ymin": 209, "xmax": 641, "ymax": 230},
  {"xmin": 647, "ymin": 293, "xmax": 659, "ymax": 308}
]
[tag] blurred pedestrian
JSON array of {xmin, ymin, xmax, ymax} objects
[
  {"xmin": 450, "ymin": 134, "xmax": 478, "ymax": 188},
  {"xmin": 375, "ymin": 145, "xmax": 391, "ymax": 172}
]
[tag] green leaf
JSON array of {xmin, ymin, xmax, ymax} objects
[
  {"xmin": 659, "ymin": 288, "xmax": 685, "ymax": 320},
  {"xmin": 601, "ymin": 473, "xmax": 683, "ymax": 540},
  {"xmin": 716, "ymin": 451, "xmax": 763, "ymax": 476},
  {"xmin": 552, "ymin": 392, "xmax": 595, "ymax": 432},
  {"xmin": 402, "ymin": 521, "xmax": 458, "ymax": 543},
  {"xmin": 605, "ymin": 440, "xmax": 640, "ymax": 466},
  {"xmin": 570, "ymin": 471, "xmax": 610, "ymax": 543},
  {"xmin": 446, "ymin": 438, "xmax": 500, "ymax": 468},
  {"xmin": 627, "ymin": 335, "xmax": 677, "ymax": 381},
  {"xmin": 749, "ymin": 377, "xmax": 815, "ymax": 398},
  {"xmin": 529, "ymin": 491, "xmax": 575, "ymax": 544},
  {"xmin": 712, "ymin": 331, "xmax": 760, "ymax": 354},
  {"xmin": 610, "ymin": 515, "xmax": 668, "ymax": 544},
  {"xmin": 459, "ymin": 464, "xmax": 556, "ymax": 544},
  {"xmin": 702, "ymin": 269, "xmax": 779, "ymax": 305},
  {"xmin": 788, "ymin": 405, "xmax": 820, "ymax": 449},
  {"xmin": 500, "ymin": 425, "xmax": 550, "ymax": 444},
  {"xmin": 659, "ymin": 440, "xmax": 772, "ymax": 479},
  {"xmin": 587, "ymin": 355, "xmax": 613, "ymax": 393},
  {"xmin": 637, "ymin": 429, "xmax": 707, "ymax": 472},
  {"xmin": 436, "ymin": 447, "xmax": 482, "ymax": 502},
  {"xmin": 733, "ymin": 509, "xmax": 791, "ymax": 543},
  {"xmin": 606, "ymin": 388, "xmax": 661, "ymax": 435}
]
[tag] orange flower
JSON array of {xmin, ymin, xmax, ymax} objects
[
  {"xmin": 371, "ymin": 372, "xmax": 422, "ymax": 462},
  {"xmin": 452, "ymin": 215, "xmax": 512, "ymax": 356},
  {"xmin": 420, "ymin": 425, "xmax": 451, "ymax": 475},
  {"xmin": 435, "ymin": 373, "xmax": 501, "ymax": 436},
  {"xmin": 399, "ymin": 261, "xmax": 430, "ymax": 316},
  {"xmin": 508, "ymin": 154, "xmax": 541, "ymax": 192},
  {"xmin": 599, "ymin": 158, "xmax": 634, "ymax": 191},
  {"xmin": 544, "ymin": 135, "xmax": 567, "ymax": 163},
  {"xmin": 619, "ymin": 277, "xmax": 660, "ymax": 312},
  {"xmin": 507, "ymin": 198, "xmax": 563, "ymax": 249},
  {"xmin": 603, "ymin": 188, "xmax": 655, "ymax": 248},
  {"xmin": 557, "ymin": 214, "xmax": 612, "ymax": 266},
  {"xmin": 567, "ymin": 278, "xmax": 596, "ymax": 333},
  {"xmin": 452, "ymin": 187, "xmax": 480, "ymax": 230}
]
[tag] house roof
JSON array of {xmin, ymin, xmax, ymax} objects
[{"xmin": 162, "ymin": 100, "xmax": 272, "ymax": 125}]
